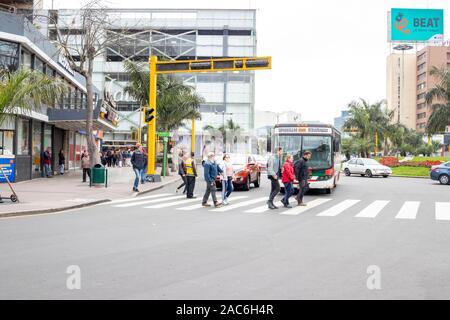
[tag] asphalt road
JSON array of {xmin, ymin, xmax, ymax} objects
[{"xmin": 0, "ymin": 173, "xmax": 449, "ymax": 299}]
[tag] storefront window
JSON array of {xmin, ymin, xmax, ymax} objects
[
  {"xmin": 17, "ymin": 118, "xmax": 30, "ymax": 155},
  {"xmin": 32, "ymin": 121, "xmax": 42, "ymax": 173}
]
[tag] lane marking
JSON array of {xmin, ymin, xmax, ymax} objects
[
  {"xmin": 355, "ymin": 200, "xmax": 390, "ymax": 218},
  {"xmin": 112, "ymin": 195, "xmax": 184, "ymax": 208},
  {"xmin": 279, "ymin": 198, "xmax": 333, "ymax": 215},
  {"xmin": 435, "ymin": 202, "xmax": 450, "ymax": 221},
  {"xmin": 109, "ymin": 193, "xmax": 171, "ymax": 204},
  {"xmin": 395, "ymin": 201, "xmax": 420, "ymax": 220},
  {"xmin": 245, "ymin": 200, "xmax": 284, "ymax": 213},
  {"xmin": 210, "ymin": 197, "xmax": 268, "ymax": 212},
  {"xmin": 175, "ymin": 196, "xmax": 248, "ymax": 211},
  {"xmin": 144, "ymin": 197, "xmax": 200, "ymax": 209},
  {"xmin": 316, "ymin": 199, "xmax": 361, "ymax": 217}
]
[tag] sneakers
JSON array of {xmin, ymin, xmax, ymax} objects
[
  {"xmin": 202, "ymin": 202, "xmax": 211, "ymax": 207},
  {"xmin": 222, "ymin": 199, "xmax": 228, "ymax": 205},
  {"xmin": 133, "ymin": 187, "xmax": 139, "ymax": 192}
]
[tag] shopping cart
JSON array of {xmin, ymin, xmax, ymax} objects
[{"xmin": 0, "ymin": 166, "xmax": 19, "ymax": 203}]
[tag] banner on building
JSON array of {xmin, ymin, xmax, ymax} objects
[
  {"xmin": 0, "ymin": 156, "xmax": 15, "ymax": 183},
  {"xmin": 389, "ymin": 8, "xmax": 444, "ymax": 42}
]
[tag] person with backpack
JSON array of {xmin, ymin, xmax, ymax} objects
[
  {"xmin": 183, "ymin": 152, "xmax": 198, "ymax": 199},
  {"xmin": 202, "ymin": 152, "xmax": 222, "ymax": 208},
  {"xmin": 131, "ymin": 143, "xmax": 147, "ymax": 192},
  {"xmin": 266, "ymin": 147, "xmax": 283, "ymax": 209},
  {"xmin": 281, "ymin": 154, "xmax": 295, "ymax": 208},
  {"xmin": 294, "ymin": 151, "xmax": 312, "ymax": 206}
]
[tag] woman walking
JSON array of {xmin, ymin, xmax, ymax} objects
[
  {"xmin": 281, "ymin": 154, "xmax": 295, "ymax": 208},
  {"xmin": 58, "ymin": 149, "xmax": 65, "ymax": 175},
  {"xmin": 220, "ymin": 154, "xmax": 234, "ymax": 205}
]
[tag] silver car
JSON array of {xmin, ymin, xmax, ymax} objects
[{"xmin": 343, "ymin": 158, "xmax": 392, "ymax": 178}]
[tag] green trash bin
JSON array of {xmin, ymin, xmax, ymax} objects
[{"xmin": 90, "ymin": 164, "xmax": 108, "ymax": 188}]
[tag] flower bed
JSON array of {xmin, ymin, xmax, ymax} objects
[{"xmin": 380, "ymin": 157, "xmax": 442, "ymax": 168}]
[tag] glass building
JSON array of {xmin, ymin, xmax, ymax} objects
[{"xmin": 37, "ymin": 9, "xmax": 257, "ymax": 151}]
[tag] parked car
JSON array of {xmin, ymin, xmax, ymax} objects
[
  {"xmin": 430, "ymin": 161, "xmax": 450, "ymax": 185},
  {"xmin": 343, "ymin": 158, "xmax": 392, "ymax": 178},
  {"xmin": 215, "ymin": 154, "xmax": 261, "ymax": 191}
]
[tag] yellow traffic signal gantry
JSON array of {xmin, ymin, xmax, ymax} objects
[{"xmin": 145, "ymin": 55, "xmax": 272, "ymax": 177}]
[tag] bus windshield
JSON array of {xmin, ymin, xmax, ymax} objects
[{"xmin": 302, "ymin": 136, "xmax": 332, "ymax": 169}]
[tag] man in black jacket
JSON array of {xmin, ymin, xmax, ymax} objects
[{"xmin": 294, "ymin": 151, "xmax": 312, "ymax": 206}]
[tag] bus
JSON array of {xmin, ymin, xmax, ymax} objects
[{"xmin": 272, "ymin": 122, "xmax": 343, "ymax": 194}]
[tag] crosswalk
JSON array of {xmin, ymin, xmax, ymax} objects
[{"xmin": 108, "ymin": 193, "xmax": 450, "ymax": 222}]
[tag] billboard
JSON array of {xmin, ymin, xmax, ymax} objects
[{"xmin": 390, "ymin": 8, "xmax": 444, "ymax": 42}]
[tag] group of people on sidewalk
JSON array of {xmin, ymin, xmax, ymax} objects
[{"xmin": 266, "ymin": 147, "xmax": 312, "ymax": 209}]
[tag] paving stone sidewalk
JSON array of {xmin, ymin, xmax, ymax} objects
[{"xmin": 0, "ymin": 167, "xmax": 180, "ymax": 217}]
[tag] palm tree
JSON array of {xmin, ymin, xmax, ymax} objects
[
  {"xmin": 425, "ymin": 66, "xmax": 450, "ymax": 135},
  {"xmin": 124, "ymin": 61, "xmax": 203, "ymax": 175},
  {"xmin": 0, "ymin": 68, "xmax": 66, "ymax": 125},
  {"xmin": 219, "ymin": 119, "xmax": 241, "ymax": 153}
]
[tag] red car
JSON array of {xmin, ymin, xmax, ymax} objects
[{"xmin": 215, "ymin": 154, "xmax": 261, "ymax": 191}]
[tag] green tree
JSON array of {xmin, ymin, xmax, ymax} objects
[
  {"xmin": 124, "ymin": 61, "xmax": 203, "ymax": 175},
  {"xmin": 425, "ymin": 66, "xmax": 450, "ymax": 135},
  {"xmin": 0, "ymin": 68, "xmax": 66, "ymax": 125},
  {"xmin": 219, "ymin": 119, "xmax": 241, "ymax": 153}
]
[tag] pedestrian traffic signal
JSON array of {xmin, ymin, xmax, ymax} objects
[{"xmin": 145, "ymin": 107, "xmax": 155, "ymax": 123}]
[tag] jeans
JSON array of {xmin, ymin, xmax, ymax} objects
[
  {"xmin": 44, "ymin": 163, "xmax": 52, "ymax": 177},
  {"xmin": 134, "ymin": 168, "xmax": 145, "ymax": 189},
  {"xmin": 296, "ymin": 180, "xmax": 309, "ymax": 203},
  {"xmin": 186, "ymin": 176, "xmax": 196, "ymax": 198},
  {"xmin": 222, "ymin": 178, "xmax": 234, "ymax": 200},
  {"xmin": 59, "ymin": 164, "xmax": 65, "ymax": 175},
  {"xmin": 283, "ymin": 182, "xmax": 294, "ymax": 205},
  {"xmin": 268, "ymin": 176, "xmax": 280, "ymax": 202},
  {"xmin": 202, "ymin": 181, "xmax": 218, "ymax": 204},
  {"xmin": 82, "ymin": 168, "xmax": 91, "ymax": 182}
]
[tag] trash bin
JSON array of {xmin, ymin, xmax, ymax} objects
[{"xmin": 90, "ymin": 164, "xmax": 108, "ymax": 188}]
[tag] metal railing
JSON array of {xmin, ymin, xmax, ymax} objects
[{"xmin": 0, "ymin": 3, "xmax": 16, "ymax": 14}]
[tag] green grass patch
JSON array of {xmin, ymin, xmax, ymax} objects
[
  {"xmin": 410, "ymin": 156, "xmax": 450, "ymax": 162},
  {"xmin": 391, "ymin": 166, "xmax": 430, "ymax": 177}
]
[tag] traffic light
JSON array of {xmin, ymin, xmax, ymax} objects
[{"xmin": 145, "ymin": 107, "xmax": 155, "ymax": 123}]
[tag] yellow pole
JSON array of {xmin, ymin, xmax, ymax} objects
[
  {"xmin": 147, "ymin": 56, "xmax": 157, "ymax": 175},
  {"xmin": 191, "ymin": 119, "xmax": 195, "ymax": 155},
  {"xmin": 427, "ymin": 135, "xmax": 431, "ymax": 145}
]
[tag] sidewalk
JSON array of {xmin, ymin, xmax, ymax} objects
[{"xmin": 0, "ymin": 167, "xmax": 180, "ymax": 217}]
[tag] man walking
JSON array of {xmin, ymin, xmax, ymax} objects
[
  {"xmin": 202, "ymin": 152, "xmax": 222, "ymax": 208},
  {"xmin": 267, "ymin": 147, "xmax": 283, "ymax": 209},
  {"xmin": 294, "ymin": 151, "xmax": 312, "ymax": 206},
  {"xmin": 176, "ymin": 151, "xmax": 187, "ymax": 194},
  {"xmin": 131, "ymin": 143, "xmax": 147, "ymax": 192},
  {"xmin": 184, "ymin": 152, "xmax": 198, "ymax": 199}
]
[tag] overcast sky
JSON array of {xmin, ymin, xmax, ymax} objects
[{"xmin": 44, "ymin": 0, "xmax": 450, "ymax": 123}]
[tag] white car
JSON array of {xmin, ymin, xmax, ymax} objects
[{"xmin": 343, "ymin": 158, "xmax": 392, "ymax": 178}]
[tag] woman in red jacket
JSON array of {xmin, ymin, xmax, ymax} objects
[{"xmin": 281, "ymin": 154, "xmax": 295, "ymax": 208}]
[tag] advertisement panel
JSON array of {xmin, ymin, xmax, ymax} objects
[
  {"xmin": 0, "ymin": 156, "xmax": 15, "ymax": 183},
  {"xmin": 390, "ymin": 8, "xmax": 444, "ymax": 42}
]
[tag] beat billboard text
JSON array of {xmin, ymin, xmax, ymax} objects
[{"xmin": 390, "ymin": 8, "xmax": 444, "ymax": 42}]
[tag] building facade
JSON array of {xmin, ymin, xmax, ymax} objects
[
  {"xmin": 36, "ymin": 8, "xmax": 257, "ymax": 153},
  {"xmin": 0, "ymin": 9, "xmax": 116, "ymax": 181},
  {"xmin": 333, "ymin": 110, "xmax": 350, "ymax": 136}
]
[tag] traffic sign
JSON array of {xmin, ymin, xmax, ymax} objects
[{"xmin": 157, "ymin": 131, "xmax": 171, "ymax": 137}]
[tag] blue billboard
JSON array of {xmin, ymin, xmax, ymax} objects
[
  {"xmin": 0, "ymin": 156, "xmax": 15, "ymax": 183},
  {"xmin": 390, "ymin": 8, "xmax": 444, "ymax": 42}
]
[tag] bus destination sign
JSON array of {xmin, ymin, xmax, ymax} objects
[{"xmin": 275, "ymin": 127, "xmax": 332, "ymax": 134}]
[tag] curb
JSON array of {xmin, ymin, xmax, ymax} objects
[{"xmin": 0, "ymin": 177, "xmax": 181, "ymax": 218}]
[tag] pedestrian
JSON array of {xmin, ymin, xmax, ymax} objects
[
  {"xmin": 176, "ymin": 151, "xmax": 186, "ymax": 194},
  {"xmin": 43, "ymin": 147, "xmax": 52, "ymax": 178},
  {"xmin": 117, "ymin": 150, "xmax": 123, "ymax": 168},
  {"xmin": 131, "ymin": 143, "xmax": 147, "ymax": 192},
  {"xmin": 58, "ymin": 149, "xmax": 65, "ymax": 175},
  {"xmin": 281, "ymin": 154, "xmax": 295, "ymax": 208},
  {"xmin": 220, "ymin": 154, "xmax": 234, "ymax": 205},
  {"xmin": 266, "ymin": 147, "xmax": 283, "ymax": 209},
  {"xmin": 294, "ymin": 151, "xmax": 312, "ymax": 206},
  {"xmin": 81, "ymin": 150, "xmax": 91, "ymax": 182},
  {"xmin": 202, "ymin": 152, "xmax": 222, "ymax": 208},
  {"xmin": 183, "ymin": 152, "xmax": 198, "ymax": 198}
]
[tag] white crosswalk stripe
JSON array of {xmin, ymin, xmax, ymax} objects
[
  {"xmin": 279, "ymin": 198, "xmax": 333, "ymax": 215},
  {"xmin": 112, "ymin": 195, "xmax": 185, "ymax": 208},
  {"xmin": 109, "ymin": 193, "xmax": 171, "ymax": 205},
  {"xmin": 175, "ymin": 196, "xmax": 248, "ymax": 211},
  {"xmin": 395, "ymin": 201, "xmax": 420, "ymax": 220},
  {"xmin": 211, "ymin": 197, "xmax": 268, "ymax": 212},
  {"xmin": 144, "ymin": 197, "xmax": 200, "ymax": 209},
  {"xmin": 435, "ymin": 202, "xmax": 450, "ymax": 221},
  {"xmin": 244, "ymin": 200, "xmax": 284, "ymax": 213},
  {"xmin": 316, "ymin": 199, "xmax": 360, "ymax": 217},
  {"xmin": 355, "ymin": 200, "xmax": 390, "ymax": 218}
]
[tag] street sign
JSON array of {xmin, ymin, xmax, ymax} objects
[{"xmin": 157, "ymin": 131, "xmax": 171, "ymax": 137}]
